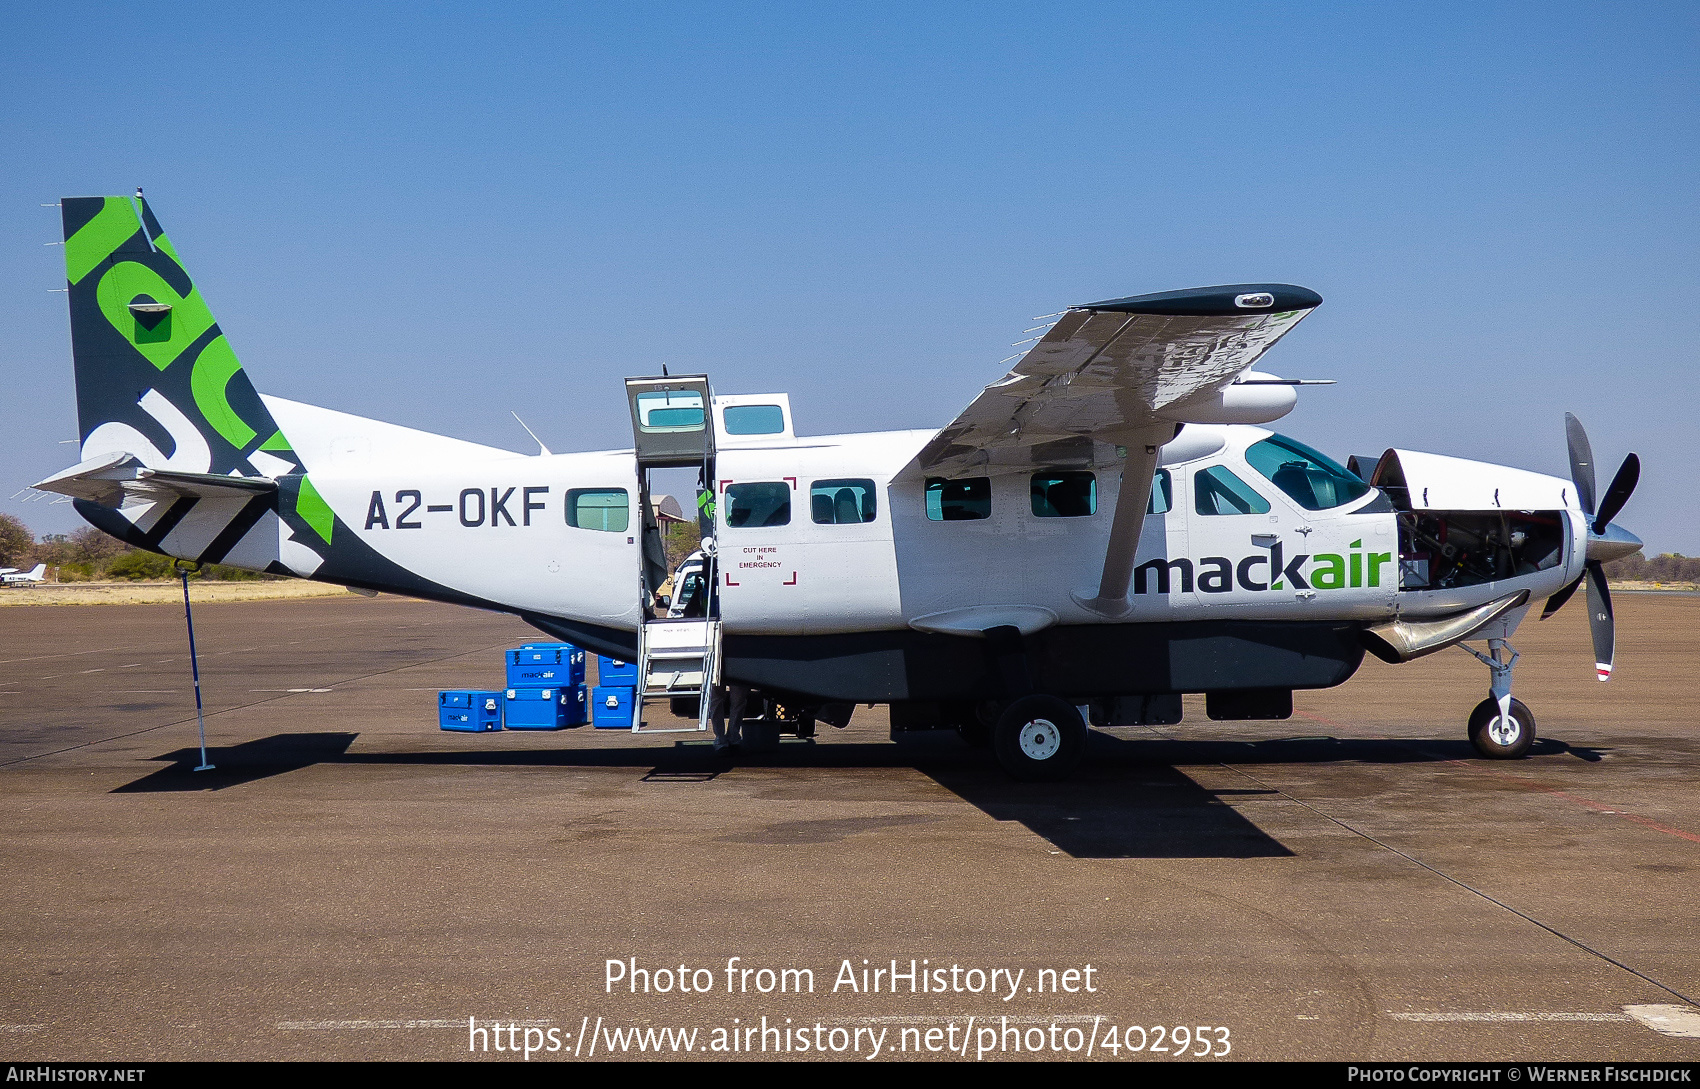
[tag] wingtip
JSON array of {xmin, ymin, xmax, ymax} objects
[{"xmin": 1076, "ymin": 284, "xmax": 1323, "ymax": 317}]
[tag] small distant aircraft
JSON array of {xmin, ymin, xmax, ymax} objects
[
  {"xmin": 1, "ymin": 563, "xmax": 48, "ymax": 587},
  {"xmin": 35, "ymin": 194, "xmax": 1642, "ymax": 779}
]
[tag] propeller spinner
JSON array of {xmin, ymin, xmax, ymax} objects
[{"xmin": 1542, "ymin": 413, "xmax": 1641, "ymax": 680}]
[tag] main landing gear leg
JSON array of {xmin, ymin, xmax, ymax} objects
[{"xmin": 1460, "ymin": 638, "xmax": 1535, "ymax": 759}]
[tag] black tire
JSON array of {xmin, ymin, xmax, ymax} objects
[
  {"xmin": 1468, "ymin": 697, "xmax": 1536, "ymax": 759},
  {"xmin": 793, "ymin": 715, "xmax": 817, "ymax": 739},
  {"xmin": 669, "ymin": 696, "xmax": 701, "ymax": 719},
  {"xmin": 992, "ymin": 695, "xmax": 1086, "ymax": 781},
  {"xmin": 939, "ymin": 701, "xmax": 989, "ymax": 747}
]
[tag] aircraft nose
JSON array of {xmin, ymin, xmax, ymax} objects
[{"xmin": 1587, "ymin": 522, "xmax": 1642, "ymax": 563}]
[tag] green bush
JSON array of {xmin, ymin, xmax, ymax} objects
[
  {"xmin": 200, "ymin": 564, "xmax": 266, "ymax": 581},
  {"xmin": 106, "ymin": 551, "xmax": 178, "ymax": 581},
  {"xmin": 101, "ymin": 551, "xmax": 278, "ymax": 582}
]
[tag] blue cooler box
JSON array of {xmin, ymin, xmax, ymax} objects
[
  {"xmin": 439, "ymin": 690, "xmax": 503, "ymax": 732},
  {"xmin": 592, "ymin": 685, "xmax": 637, "ymax": 729},
  {"xmin": 504, "ymin": 684, "xmax": 589, "ymax": 729},
  {"xmin": 506, "ymin": 644, "xmax": 587, "ymax": 687},
  {"xmin": 597, "ymin": 656, "xmax": 641, "ymax": 686}
]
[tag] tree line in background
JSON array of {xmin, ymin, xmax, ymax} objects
[
  {"xmin": 1601, "ymin": 551, "xmax": 1700, "ymax": 584},
  {"xmin": 0, "ymin": 513, "xmax": 272, "ymax": 581},
  {"xmin": 1, "ymin": 509, "xmax": 1694, "ymax": 586}
]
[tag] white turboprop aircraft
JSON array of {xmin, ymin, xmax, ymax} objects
[
  {"xmin": 35, "ymin": 194, "xmax": 1643, "ymax": 779},
  {"xmin": 0, "ymin": 564, "xmax": 47, "ymax": 587}
]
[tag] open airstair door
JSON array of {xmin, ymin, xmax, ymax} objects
[
  {"xmin": 624, "ymin": 375, "xmax": 718, "ymax": 734},
  {"xmin": 626, "ymin": 376, "xmax": 716, "ymax": 467}
]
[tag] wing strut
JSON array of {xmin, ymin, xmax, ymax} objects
[{"xmin": 1073, "ymin": 434, "xmax": 1166, "ymax": 618}]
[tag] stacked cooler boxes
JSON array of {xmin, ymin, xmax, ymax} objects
[
  {"xmin": 593, "ymin": 656, "xmax": 640, "ymax": 729},
  {"xmin": 504, "ymin": 644, "xmax": 589, "ymax": 729},
  {"xmin": 439, "ymin": 690, "xmax": 504, "ymax": 732}
]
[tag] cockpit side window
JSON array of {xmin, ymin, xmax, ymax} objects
[
  {"xmin": 1245, "ymin": 434, "xmax": 1371, "ymax": 511},
  {"xmin": 1194, "ymin": 466, "xmax": 1272, "ymax": 516}
]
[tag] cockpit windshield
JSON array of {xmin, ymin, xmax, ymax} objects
[{"xmin": 1245, "ymin": 434, "xmax": 1371, "ymax": 511}]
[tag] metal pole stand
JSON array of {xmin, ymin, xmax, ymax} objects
[{"xmin": 178, "ymin": 564, "xmax": 215, "ymax": 772}]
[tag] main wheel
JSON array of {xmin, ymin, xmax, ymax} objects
[
  {"xmin": 1468, "ymin": 697, "xmax": 1536, "ymax": 759},
  {"xmin": 992, "ymin": 695, "xmax": 1086, "ymax": 781}
]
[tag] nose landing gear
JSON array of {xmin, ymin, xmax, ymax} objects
[{"xmin": 1461, "ymin": 638, "xmax": 1535, "ymax": 758}]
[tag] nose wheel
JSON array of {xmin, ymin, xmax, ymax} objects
[
  {"xmin": 1468, "ymin": 696, "xmax": 1535, "ymax": 759},
  {"xmin": 1460, "ymin": 637, "xmax": 1535, "ymax": 759}
]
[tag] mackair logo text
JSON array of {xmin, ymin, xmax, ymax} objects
[{"xmin": 1133, "ymin": 539, "xmax": 1393, "ymax": 594}]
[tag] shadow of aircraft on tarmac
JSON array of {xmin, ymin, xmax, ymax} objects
[
  {"xmin": 111, "ymin": 727, "xmax": 1606, "ymax": 858},
  {"xmin": 113, "ymin": 732, "xmax": 360, "ymax": 793}
]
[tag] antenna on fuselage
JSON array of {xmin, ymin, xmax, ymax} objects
[{"xmin": 510, "ymin": 411, "xmax": 552, "ymax": 456}]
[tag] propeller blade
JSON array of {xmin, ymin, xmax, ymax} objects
[
  {"xmin": 1585, "ymin": 560, "xmax": 1614, "ymax": 681},
  {"xmin": 1593, "ymin": 452, "xmax": 1640, "ymax": 535},
  {"xmin": 1541, "ymin": 574, "xmax": 1584, "ymax": 620},
  {"xmin": 1565, "ymin": 412, "xmax": 1597, "ymax": 520}
]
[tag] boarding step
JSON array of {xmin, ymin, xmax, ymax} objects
[
  {"xmin": 632, "ymin": 618, "xmax": 720, "ymax": 733},
  {"xmin": 642, "ymin": 621, "xmax": 713, "ymax": 690}
]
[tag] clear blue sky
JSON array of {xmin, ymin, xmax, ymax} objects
[{"xmin": 4, "ymin": 2, "xmax": 1696, "ymax": 552}]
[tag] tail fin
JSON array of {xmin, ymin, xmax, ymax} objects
[
  {"xmin": 28, "ymin": 564, "xmax": 46, "ymax": 580},
  {"xmin": 56, "ymin": 195, "xmax": 332, "ymax": 574},
  {"xmin": 60, "ymin": 194, "xmax": 300, "ymax": 480}
]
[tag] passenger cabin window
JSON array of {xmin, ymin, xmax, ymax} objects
[
  {"xmin": 811, "ymin": 478, "xmax": 877, "ymax": 524},
  {"xmin": 1031, "ymin": 471, "xmax": 1096, "ymax": 517},
  {"xmin": 1148, "ymin": 469, "xmax": 1173, "ymax": 514},
  {"xmin": 724, "ymin": 482, "xmax": 791, "ymax": 528},
  {"xmin": 723, "ymin": 404, "xmax": 785, "ymax": 435},
  {"xmin": 1245, "ymin": 434, "xmax": 1371, "ymax": 511},
  {"xmin": 566, "ymin": 488, "xmax": 630, "ymax": 532},
  {"xmin": 924, "ymin": 477, "xmax": 991, "ymax": 521},
  {"xmin": 635, "ymin": 390, "xmax": 705, "ymax": 433},
  {"xmin": 1194, "ymin": 466, "xmax": 1271, "ymax": 516}
]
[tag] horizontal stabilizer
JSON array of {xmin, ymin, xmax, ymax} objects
[{"xmin": 34, "ymin": 451, "xmax": 277, "ymax": 508}]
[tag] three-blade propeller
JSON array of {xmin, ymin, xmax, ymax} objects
[{"xmin": 1542, "ymin": 413, "xmax": 1640, "ymax": 680}]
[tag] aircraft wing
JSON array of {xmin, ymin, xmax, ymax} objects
[
  {"xmin": 34, "ymin": 452, "xmax": 277, "ymax": 508},
  {"xmin": 895, "ymin": 284, "xmax": 1323, "ymax": 481}
]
